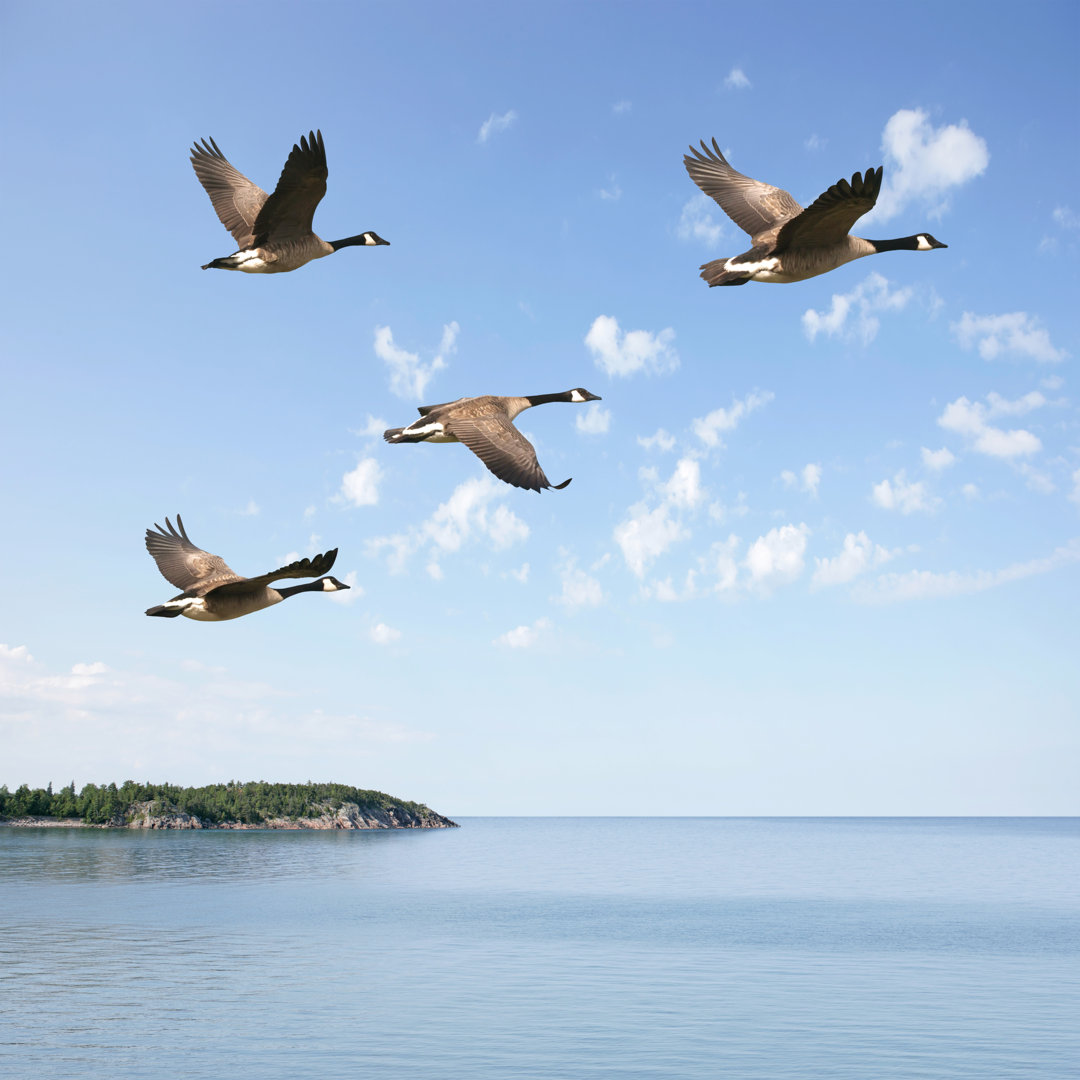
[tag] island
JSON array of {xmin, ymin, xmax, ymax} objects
[{"xmin": 0, "ymin": 780, "xmax": 458, "ymax": 830}]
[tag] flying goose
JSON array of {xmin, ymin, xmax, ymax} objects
[
  {"xmin": 384, "ymin": 389, "xmax": 602, "ymax": 492},
  {"xmin": 190, "ymin": 129, "xmax": 389, "ymax": 273},
  {"xmin": 145, "ymin": 515, "xmax": 349, "ymax": 621},
  {"xmin": 683, "ymin": 138, "xmax": 947, "ymax": 286}
]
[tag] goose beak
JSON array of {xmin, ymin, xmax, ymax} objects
[{"xmin": 585, "ymin": 391, "xmax": 602, "ymax": 401}]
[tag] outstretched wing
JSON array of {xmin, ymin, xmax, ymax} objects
[
  {"xmin": 215, "ymin": 548, "xmax": 340, "ymax": 594},
  {"xmin": 145, "ymin": 515, "xmax": 243, "ymax": 596},
  {"xmin": 774, "ymin": 167, "xmax": 882, "ymax": 251},
  {"xmin": 683, "ymin": 138, "xmax": 803, "ymax": 238},
  {"xmin": 449, "ymin": 416, "xmax": 564, "ymax": 492},
  {"xmin": 190, "ymin": 137, "xmax": 269, "ymax": 248},
  {"xmin": 252, "ymin": 129, "xmax": 328, "ymax": 245}
]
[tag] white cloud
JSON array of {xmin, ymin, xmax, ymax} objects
[
  {"xmin": 868, "ymin": 108, "xmax": 989, "ymax": 223},
  {"xmin": 812, "ymin": 531, "xmax": 896, "ymax": 587},
  {"xmin": 1017, "ymin": 463, "xmax": 1055, "ymax": 495},
  {"xmin": 612, "ymin": 100, "xmax": 632, "ymax": 115},
  {"xmin": 921, "ymin": 447, "xmax": 957, "ymax": 471},
  {"xmin": 238, "ymin": 499, "xmax": 259, "ymax": 517},
  {"xmin": 637, "ymin": 428, "xmax": 676, "ymax": 452},
  {"xmin": 370, "ymin": 623, "xmax": 401, "ymax": 645},
  {"xmin": 366, "ymin": 475, "xmax": 529, "ymax": 575},
  {"xmin": 1070, "ymin": 469, "xmax": 1080, "ymax": 507},
  {"xmin": 70, "ymin": 661, "xmax": 109, "ymax": 677},
  {"xmin": 1052, "ymin": 206, "xmax": 1079, "ymax": 230},
  {"xmin": 354, "ymin": 414, "xmax": 388, "ymax": 439},
  {"xmin": 853, "ymin": 539, "xmax": 1080, "ymax": 603},
  {"xmin": 962, "ymin": 483, "xmax": 980, "ymax": 500},
  {"xmin": 555, "ymin": 552, "xmax": 604, "ymax": 610},
  {"xmin": 614, "ymin": 500, "xmax": 687, "ymax": 578},
  {"xmin": 805, "ymin": 134, "xmax": 826, "ymax": 152},
  {"xmin": 584, "ymin": 315, "xmax": 678, "ymax": 378},
  {"xmin": 507, "ymin": 562, "xmax": 530, "ymax": 584},
  {"xmin": 781, "ymin": 463, "xmax": 822, "ymax": 497},
  {"xmin": 951, "ymin": 312, "xmax": 1066, "ymax": 364},
  {"xmin": 692, "ymin": 389, "xmax": 774, "ymax": 448},
  {"xmin": 744, "ymin": 524, "xmax": 809, "ymax": 589},
  {"xmin": 802, "ymin": 272, "xmax": 913, "ymax": 345},
  {"xmin": 598, "ymin": 176, "xmax": 622, "ymax": 201},
  {"xmin": 938, "ymin": 393, "xmax": 1043, "ymax": 459},
  {"xmin": 677, "ymin": 193, "xmax": 726, "ymax": 247},
  {"xmin": 495, "ymin": 618, "xmax": 551, "ymax": 649},
  {"xmin": 724, "ymin": 67, "xmax": 751, "ymax": 90},
  {"xmin": 576, "ymin": 403, "xmax": 611, "ymax": 435},
  {"xmin": 662, "ymin": 457, "xmax": 704, "ymax": 509},
  {"xmin": 871, "ymin": 470, "xmax": 939, "ymax": 514},
  {"xmin": 374, "ymin": 322, "xmax": 458, "ymax": 400},
  {"xmin": 340, "ymin": 457, "xmax": 382, "ymax": 507},
  {"xmin": 698, "ymin": 535, "xmax": 740, "ymax": 594},
  {"xmin": 477, "ymin": 109, "xmax": 518, "ymax": 144}
]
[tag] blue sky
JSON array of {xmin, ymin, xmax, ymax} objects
[{"xmin": 2, "ymin": 1, "xmax": 1077, "ymax": 815}]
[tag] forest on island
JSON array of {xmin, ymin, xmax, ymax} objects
[{"xmin": 0, "ymin": 780, "xmax": 433, "ymax": 825}]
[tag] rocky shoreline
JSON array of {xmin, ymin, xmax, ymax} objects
[{"xmin": 2, "ymin": 800, "xmax": 458, "ymax": 830}]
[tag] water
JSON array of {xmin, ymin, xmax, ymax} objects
[{"xmin": 1, "ymin": 818, "xmax": 1077, "ymax": 1078}]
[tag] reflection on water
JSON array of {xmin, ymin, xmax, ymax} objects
[{"xmin": 2, "ymin": 819, "xmax": 1078, "ymax": 1079}]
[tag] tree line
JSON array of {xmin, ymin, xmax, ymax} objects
[{"xmin": 0, "ymin": 780, "xmax": 431, "ymax": 825}]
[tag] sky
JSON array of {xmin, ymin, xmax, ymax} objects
[{"xmin": 1, "ymin": 1, "xmax": 1077, "ymax": 816}]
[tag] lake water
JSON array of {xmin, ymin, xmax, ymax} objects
[{"xmin": 1, "ymin": 817, "xmax": 1077, "ymax": 1078}]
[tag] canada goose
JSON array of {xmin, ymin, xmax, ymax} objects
[
  {"xmin": 190, "ymin": 129, "xmax": 389, "ymax": 273},
  {"xmin": 145, "ymin": 515, "xmax": 349, "ymax": 621},
  {"xmin": 683, "ymin": 138, "xmax": 947, "ymax": 286},
  {"xmin": 384, "ymin": 389, "xmax": 602, "ymax": 492}
]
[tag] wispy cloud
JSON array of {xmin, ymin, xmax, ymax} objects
[
  {"xmin": 597, "ymin": 175, "xmax": 622, "ymax": 201},
  {"xmin": 723, "ymin": 67, "xmax": 751, "ymax": 90},
  {"xmin": 494, "ymin": 618, "xmax": 551, "ymax": 649},
  {"xmin": 802, "ymin": 272, "xmax": 913, "ymax": 344},
  {"xmin": 554, "ymin": 552, "xmax": 604, "ymax": 610},
  {"xmin": 637, "ymin": 429, "xmax": 676, "ymax": 452},
  {"xmin": 812, "ymin": 531, "xmax": 897, "ymax": 587},
  {"xmin": 370, "ymin": 623, "xmax": 401, "ymax": 645},
  {"xmin": 677, "ymin": 193, "xmax": 726, "ymax": 247},
  {"xmin": 692, "ymin": 390, "xmax": 773, "ymax": 448},
  {"xmin": 781, "ymin": 463, "xmax": 822, "ymax": 497},
  {"xmin": 340, "ymin": 457, "xmax": 383, "ymax": 507},
  {"xmin": 612, "ymin": 100, "xmax": 632, "ymax": 115},
  {"xmin": 868, "ymin": 108, "xmax": 989, "ymax": 223},
  {"xmin": 921, "ymin": 446, "xmax": 957, "ymax": 472},
  {"xmin": 938, "ymin": 392, "xmax": 1045, "ymax": 459},
  {"xmin": 744, "ymin": 524, "xmax": 809, "ymax": 590},
  {"xmin": 477, "ymin": 109, "xmax": 518, "ymax": 144},
  {"xmin": 575, "ymin": 403, "xmax": 611, "ymax": 435},
  {"xmin": 585, "ymin": 315, "xmax": 678, "ymax": 378},
  {"xmin": 374, "ymin": 322, "xmax": 458, "ymax": 400},
  {"xmin": 951, "ymin": 311, "xmax": 1066, "ymax": 364},
  {"xmin": 871, "ymin": 470, "xmax": 940, "ymax": 514}
]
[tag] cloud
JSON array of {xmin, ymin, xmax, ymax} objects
[
  {"xmin": 554, "ymin": 552, "xmax": 604, "ymax": 610},
  {"xmin": 367, "ymin": 475, "xmax": 529, "ymax": 575},
  {"xmin": 612, "ymin": 100, "xmax": 632, "ymax": 115},
  {"xmin": 661, "ymin": 457, "xmax": 704, "ymax": 509},
  {"xmin": 853, "ymin": 539, "xmax": 1080, "ymax": 603},
  {"xmin": 354, "ymin": 414, "xmax": 388, "ymax": 439},
  {"xmin": 744, "ymin": 524, "xmax": 809, "ymax": 589},
  {"xmin": 340, "ymin": 457, "xmax": 382, "ymax": 507},
  {"xmin": 692, "ymin": 389, "xmax": 774, "ymax": 448},
  {"xmin": 812, "ymin": 531, "xmax": 896, "ymax": 587},
  {"xmin": 937, "ymin": 393, "xmax": 1044, "ymax": 458},
  {"xmin": 614, "ymin": 501, "xmax": 687, "ymax": 578},
  {"xmin": 921, "ymin": 447, "xmax": 957, "ymax": 471},
  {"xmin": 238, "ymin": 500, "xmax": 259, "ymax": 517},
  {"xmin": 374, "ymin": 322, "xmax": 458, "ymax": 400},
  {"xmin": 677, "ymin": 194, "xmax": 726, "ymax": 247},
  {"xmin": 869, "ymin": 108, "xmax": 989, "ymax": 223},
  {"xmin": 1070, "ymin": 469, "xmax": 1080, "ymax": 507},
  {"xmin": 495, "ymin": 618, "xmax": 551, "ymax": 649},
  {"xmin": 637, "ymin": 429, "xmax": 676, "ymax": 452},
  {"xmin": 327, "ymin": 570, "xmax": 362, "ymax": 604},
  {"xmin": 781, "ymin": 463, "xmax": 822, "ymax": 497},
  {"xmin": 805, "ymin": 134, "xmax": 826, "ymax": 152},
  {"xmin": 951, "ymin": 312, "xmax": 1066, "ymax": 364},
  {"xmin": 724, "ymin": 67, "xmax": 751, "ymax": 90},
  {"xmin": 598, "ymin": 176, "xmax": 622, "ymax": 201},
  {"xmin": 370, "ymin": 623, "xmax": 401, "ymax": 645},
  {"xmin": 575, "ymin": 403, "xmax": 611, "ymax": 434},
  {"xmin": 871, "ymin": 470, "xmax": 939, "ymax": 514},
  {"xmin": 802, "ymin": 272, "xmax": 913, "ymax": 344},
  {"xmin": 477, "ymin": 109, "xmax": 518, "ymax": 144},
  {"xmin": 585, "ymin": 315, "xmax": 679, "ymax": 378}
]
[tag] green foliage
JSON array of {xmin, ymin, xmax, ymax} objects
[{"xmin": 0, "ymin": 780, "xmax": 436, "ymax": 826}]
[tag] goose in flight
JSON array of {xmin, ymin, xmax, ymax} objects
[
  {"xmin": 190, "ymin": 129, "xmax": 389, "ymax": 273},
  {"xmin": 683, "ymin": 138, "xmax": 946, "ymax": 286},
  {"xmin": 145, "ymin": 515, "xmax": 349, "ymax": 620},
  {"xmin": 384, "ymin": 389, "xmax": 602, "ymax": 492}
]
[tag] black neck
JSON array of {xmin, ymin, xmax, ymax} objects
[
  {"xmin": 330, "ymin": 234, "xmax": 369, "ymax": 250},
  {"xmin": 525, "ymin": 392, "xmax": 572, "ymax": 407},
  {"xmin": 277, "ymin": 579, "xmax": 327, "ymax": 599},
  {"xmin": 867, "ymin": 235, "xmax": 921, "ymax": 253}
]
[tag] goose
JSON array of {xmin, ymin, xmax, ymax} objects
[
  {"xmin": 190, "ymin": 129, "xmax": 389, "ymax": 273},
  {"xmin": 145, "ymin": 515, "xmax": 349, "ymax": 621},
  {"xmin": 683, "ymin": 138, "xmax": 947, "ymax": 286},
  {"xmin": 384, "ymin": 389, "xmax": 602, "ymax": 492}
]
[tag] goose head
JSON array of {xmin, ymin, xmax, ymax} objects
[
  {"xmin": 320, "ymin": 576, "xmax": 351, "ymax": 592},
  {"xmin": 569, "ymin": 388, "xmax": 602, "ymax": 403},
  {"xmin": 916, "ymin": 234, "xmax": 948, "ymax": 251}
]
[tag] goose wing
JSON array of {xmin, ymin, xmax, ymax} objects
[
  {"xmin": 684, "ymin": 138, "xmax": 803, "ymax": 238},
  {"xmin": 190, "ymin": 137, "xmax": 269, "ymax": 249},
  {"xmin": 213, "ymin": 548, "xmax": 339, "ymax": 595},
  {"xmin": 774, "ymin": 167, "xmax": 883, "ymax": 251},
  {"xmin": 251, "ymin": 129, "xmax": 328, "ymax": 245},
  {"xmin": 145, "ymin": 516, "xmax": 244, "ymax": 596},
  {"xmin": 448, "ymin": 415, "xmax": 562, "ymax": 492}
]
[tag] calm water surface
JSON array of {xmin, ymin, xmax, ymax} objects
[{"xmin": 1, "ymin": 817, "xmax": 1077, "ymax": 1078}]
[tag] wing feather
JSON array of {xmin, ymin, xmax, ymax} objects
[
  {"xmin": 774, "ymin": 167, "xmax": 882, "ymax": 251},
  {"xmin": 448, "ymin": 416, "xmax": 556, "ymax": 492},
  {"xmin": 189, "ymin": 137, "xmax": 268, "ymax": 248},
  {"xmin": 252, "ymin": 129, "xmax": 328, "ymax": 245},
  {"xmin": 145, "ymin": 515, "xmax": 243, "ymax": 596},
  {"xmin": 213, "ymin": 549, "xmax": 339, "ymax": 594}
]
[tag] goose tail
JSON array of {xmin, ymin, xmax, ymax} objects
[
  {"xmin": 145, "ymin": 604, "xmax": 183, "ymax": 618},
  {"xmin": 700, "ymin": 259, "xmax": 752, "ymax": 287}
]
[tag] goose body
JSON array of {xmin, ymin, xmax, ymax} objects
[
  {"xmin": 190, "ymin": 130, "xmax": 389, "ymax": 273},
  {"xmin": 683, "ymin": 138, "xmax": 946, "ymax": 286},
  {"xmin": 145, "ymin": 516, "xmax": 349, "ymax": 621},
  {"xmin": 384, "ymin": 388, "xmax": 601, "ymax": 492}
]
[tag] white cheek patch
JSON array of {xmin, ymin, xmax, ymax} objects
[
  {"xmin": 916, "ymin": 235, "xmax": 933, "ymax": 251},
  {"xmin": 569, "ymin": 390, "xmax": 587, "ymax": 403},
  {"xmin": 727, "ymin": 255, "xmax": 780, "ymax": 275},
  {"xmin": 321, "ymin": 579, "xmax": 336, "ymax": 591}
]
